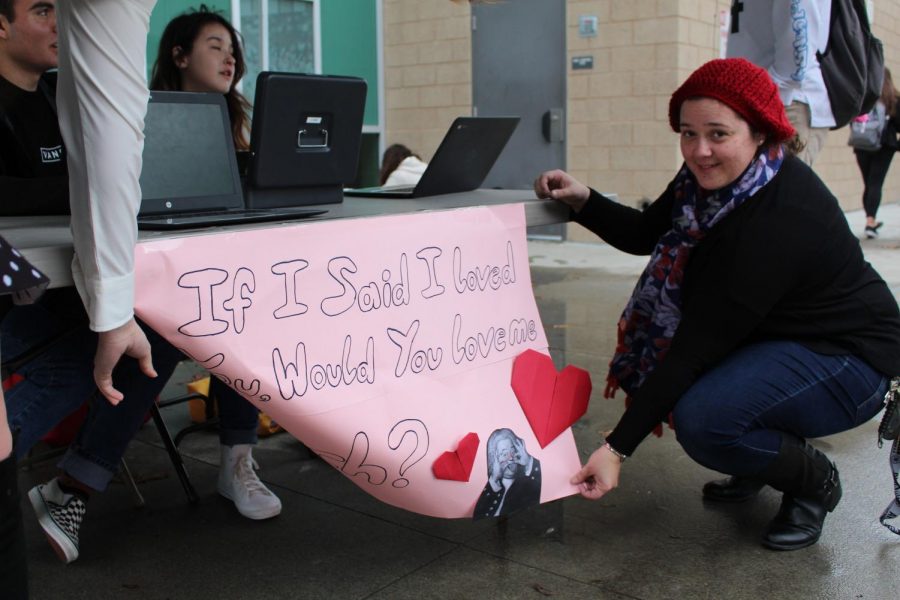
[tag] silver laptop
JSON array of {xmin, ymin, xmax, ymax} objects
[
  {"xmin": 137, "ymin": 91, "xmax": 326, "ymax": 231},
  {"xmin": 344, "ymin": 116, "xmax": 519, "ymax": 198}
]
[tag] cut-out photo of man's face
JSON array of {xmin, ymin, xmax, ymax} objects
[
  {"xmin": 472, "ymin": 427, "xmax": 542, "ymax": 519},
  {"xmin": 496, "ymin": 435, "xmax": 520, "ymax": 478}
]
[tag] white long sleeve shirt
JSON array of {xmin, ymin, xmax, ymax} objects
[
  {"xmin": 726, "ymin": 0, "xmax": 835, "ymax": 128},
  {"xmin": 56, "ymin": 0, "xmax": 155, "ymax": 331}
]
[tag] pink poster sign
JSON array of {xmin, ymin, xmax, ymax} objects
[{"xmin": 134, "ymin": 204, "xmax": 581, "ymax": 518}]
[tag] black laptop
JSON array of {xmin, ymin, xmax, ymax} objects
[
  {"xmin": 344, "ymin": 116, "xmax": 519, "ymax": 198},
  {"xmin": 137, "ymin": 91, "xmax": 326, "ymax": 231},
  {"xmin": 244, "ymin": 72, "xmax": 367, "ymax": 208}
]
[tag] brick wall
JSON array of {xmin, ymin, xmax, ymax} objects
[
  {"xmin": 382, "ymin": 0, "xmax": 472, "ymax": 163},
  {"xmin": 383, "ymin": 0, "xmax": 900, "ymax": 239}
]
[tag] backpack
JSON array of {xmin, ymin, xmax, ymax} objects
[
  {"xmin": 847, "ymin": 102, "xmax": 886, "ymax": 151},
  {"xmin": 817, "ymin": 0, "xmax": 885, "ymax": 130}
]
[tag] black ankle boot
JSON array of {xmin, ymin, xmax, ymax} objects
[
  {"xmin": 763, "ymin": 463, "xmax": 841, "ymax": 550},
  {"xmin": 702, "ymin": 476, "xmax": 765, "ymax": 502},
  {"xmin": 757, "ymin": 435, "xmax": 843, "ymax": 551}
]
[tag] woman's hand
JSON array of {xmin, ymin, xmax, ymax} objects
[
  {"xmin": 534, "ymin": 169, "xmax": 590, "ymax": 213},
  {"xmin": 570, "ymin": 444, "xmax": 622, "ymax": 500}
]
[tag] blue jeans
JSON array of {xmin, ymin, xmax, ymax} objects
[
  {"xmin": 3, "ymin": 289, "xmax": 98, "ymax": 456},
  {"xmin": 58, "ymin": 359, "xmax": 259, "ymax": 491},
  {"xmin": 3, "ymin": 289, "xmax": 259, "ymax": 491},
  {"xmin": 210, "ymin": 376, "xmax": 259, "ymax": 447},
  {"xmin": 672, "ymin": 341, "xmax": 888, "ymax": 477},
  {"xmin": 57, "ymin": 323, "xmax": 185, "ymax": 491}
]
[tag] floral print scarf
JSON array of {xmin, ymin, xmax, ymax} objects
[{"xmin": 605, "ymin": 145, "xmax": 785, "ymax": 402}]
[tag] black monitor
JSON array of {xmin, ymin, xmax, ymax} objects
[{"xmin": 245, "ymin": 71, "xmax": 367, "ymax": 208}]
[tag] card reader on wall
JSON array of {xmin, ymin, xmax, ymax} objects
[{"xmin": 244, "ymin": 71, "xmax": 367, "ymax": 209}]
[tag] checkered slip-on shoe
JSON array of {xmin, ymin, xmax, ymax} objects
[{"xmin": 28, "ymin": 478, "xmax": 85, "ymax": 564}]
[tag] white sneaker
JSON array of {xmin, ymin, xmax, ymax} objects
[
  {"xmin": 28, "ymin": 478, "xmax": 84, "ymax": 564},
  {"xmin": 217, "ymin": 444, "xmax": 282, "ymax": 520}
]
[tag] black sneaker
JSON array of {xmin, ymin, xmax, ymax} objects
[
  {"xmin": 865, "ymin": 221, "xmax": 884, "ymax": 239},
  {"xmin": 28, "ymin": 478, "xmax": 84, "ymax": 564}
]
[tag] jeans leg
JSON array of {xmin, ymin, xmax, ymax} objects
[
  {"xmin": 2, "ymin": 289, "xmax": 97, "ymax": 458},
  {"xmin": 213, "ymin": 377, "xmax": 259, "ymax": 446},
  {"xmin": 673, "ymin": 341, "xmax": 887, "ymax": 477},
  {"xmin": 58, "ymin": 322, "xmax": 184, "ymax": 491}
]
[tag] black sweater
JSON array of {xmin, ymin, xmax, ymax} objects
[{"xmin": 575, "ymin": 155, "xmax": 900, "ymax": 455}]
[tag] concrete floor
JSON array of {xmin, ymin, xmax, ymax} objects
[{"xmin": 17, "ymin": 206, "xmax": 900, "ymax": 600}]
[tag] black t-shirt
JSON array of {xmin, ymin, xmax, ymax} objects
[{"xmin": 0, "ymin": 72, "xmax": 69, "ymax": 215}]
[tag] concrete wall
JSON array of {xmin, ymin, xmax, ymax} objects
[{"xmin": 382, "ymin": 0, "xmax": 900, "ymax": 241}]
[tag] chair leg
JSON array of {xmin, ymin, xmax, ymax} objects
[
  {"xmin": 18, "ymin": 445, "xmax": 66, "ymax": 470},
  {"xmin": 172, "ymin": 418, "xmax": 220, "ymax": 447},
  {"xmin": 149, "ymin": 403, "xmax": 199, "ymax": 505},
  {"xmin": 119, "ymin": 458, "xmax": 146, "ymax": 508},
  {"xmin": 155, "ymin": 391, "xmax": 219, "ymax": 446}
]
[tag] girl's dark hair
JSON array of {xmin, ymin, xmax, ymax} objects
[
  {"xmin": 150, "ymin": 5, "xmax": 252, "ymax": 150},
  {"xmin": 379, "ymin": 144, "xmax": 414, "ymax": 185},
  {"xmin": 882, "ymin": 67, "xmax": 898, "ymax": 116}
]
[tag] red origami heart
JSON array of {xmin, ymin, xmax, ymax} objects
[
  {"xmin": 511, "ymin": 349, "xmax": 592, "ymax": 448},
  {"xmin": 432, "ymin": 432, "xmax": 480, "ymax": 482}
]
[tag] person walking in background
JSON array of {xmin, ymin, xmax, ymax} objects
[
  {"xmin": 726, "ymin": 0, "xmax": 834, "ymax": 166},
  {"xmin": 854, "ymin": 68, "xmax": 900, "ymax": 239},
  {"xmin": 379, "ymin": 143, "xmax": 427, "ymax": 187}
]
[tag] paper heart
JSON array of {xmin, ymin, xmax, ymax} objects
[
  {"xmin": 432, "ymin": 432, "xmax": 480, "ymax": 482},
  {"xmin": 511, "ymin": 349, "xmax": 592, "ymax": 448}
]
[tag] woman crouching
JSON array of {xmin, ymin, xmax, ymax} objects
[{"xmin": 535, "ymin": 58, "xmax": 900, "ymax": 551}]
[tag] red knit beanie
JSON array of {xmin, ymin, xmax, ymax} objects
[{"xmin": 668, "ymin": 58, "xmax": 796, "ymax": 143}]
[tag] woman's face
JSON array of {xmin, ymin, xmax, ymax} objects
[
  {"xmin": 175, "ymin": 22, "xmax": 236, "ymax": 94},
  {"xmin": 679, "ymin": 98, "xmax": 765, "ymax": 191}
]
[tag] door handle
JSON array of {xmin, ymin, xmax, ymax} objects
[{"xmin": 542, "ymin": 108, "xmax": 565, "ymax": 143}]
